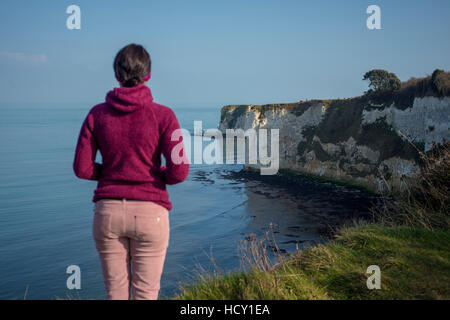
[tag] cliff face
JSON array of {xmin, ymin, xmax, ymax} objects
[{"xmin": 218, "ymin": 95, "xmax": 450, "ymax": 195}]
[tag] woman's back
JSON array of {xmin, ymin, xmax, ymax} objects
[
  {"xmin": 73, "ymin": 82, "xmax": 189, "ymax": 210},
  {"xmin": 94, "ymin": 84, "xmax": 161, "ymax": 184},
  {"xmin": 74, "ymin": 82, "xmax": 188, "ymax": 210}
]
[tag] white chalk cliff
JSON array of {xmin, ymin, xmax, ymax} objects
[{"xmin": 218, "ymin": 94, "xmax": 450, "ymax": 195}]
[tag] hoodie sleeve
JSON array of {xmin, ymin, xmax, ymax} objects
[
  {"xmin": 73, "ymin": 111, "xmax": 102, "ymax": 181},
  {"xmin": 159, "ymin": 108, "xmax": 190, "ymax": 185}
]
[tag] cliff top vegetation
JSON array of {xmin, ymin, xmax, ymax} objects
[{"xmin": 221, "ymin": 69, "xmax": 450, "ymax": 115}]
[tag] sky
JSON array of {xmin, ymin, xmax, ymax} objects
[{"xmin": 0, "ymin": 0, "xmax": 449, "ymax": 107}]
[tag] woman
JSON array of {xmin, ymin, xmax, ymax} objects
[{"xmin": 73, "ymin": 43, "xmax": 189, "ymax": 300}]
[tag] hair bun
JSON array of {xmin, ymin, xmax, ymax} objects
[{"xmin": 123, "ymin": 76, "xmax": 141, "ymax": 87}]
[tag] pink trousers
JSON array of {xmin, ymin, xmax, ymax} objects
[{"xmin": 93, "ymin": 198, "xmax": 170, "ymax": 300}]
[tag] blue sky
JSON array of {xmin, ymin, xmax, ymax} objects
[{"xmin": 0, "ymin": 0, "xmax": 449, "ymax": 107}]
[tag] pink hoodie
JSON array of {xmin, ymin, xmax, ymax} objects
[{"xmin": 73, "ymin": 83, "xmax": 189, "ymax": 210}]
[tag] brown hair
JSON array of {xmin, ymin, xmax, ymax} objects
[{"xmin": 113, "ymin": 44, "xmax": 151, "ymax": 87}]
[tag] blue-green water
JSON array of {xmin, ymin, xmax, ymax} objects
[{"xmin": 0, "ymin": 104, "xmax": 378, "ymax": 299}]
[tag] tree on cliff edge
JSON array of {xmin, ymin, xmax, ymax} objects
[{"xmin": 363, "ymin": 69, "xmax": 401, "ymax": 93}]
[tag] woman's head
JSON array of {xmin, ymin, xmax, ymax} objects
[{"xmin": 114, "ymin": 44, "xmax": 151, "ymax": 87}]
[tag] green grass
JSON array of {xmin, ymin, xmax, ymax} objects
[{"xmin": 174, "ymin": 224, "xmax": 450, "ymax": 300}]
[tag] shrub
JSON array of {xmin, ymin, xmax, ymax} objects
[
  {"xmin": 363, "ymin": 69, "xmax": 401, "ymax": 92},
  {"xmin": 432, "ymin": 69, "xmax": 450, "ymax": 96},
  {"xmin": 363, "ymin": 69, "xmax": 450, "ymax": 109}
]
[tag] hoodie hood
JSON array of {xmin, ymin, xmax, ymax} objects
[{"xmin": 105, "ymin": 83, "xmax": 153, "ymax": 113}]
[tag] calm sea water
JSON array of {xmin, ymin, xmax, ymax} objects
[{"xmin": 0, "ymin": 104, "xmax": 379, "ymax": 299}]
